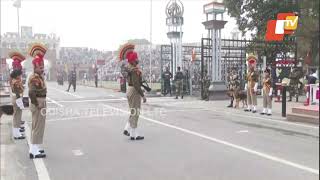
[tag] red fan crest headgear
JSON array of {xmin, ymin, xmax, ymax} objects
[
  {"xmin": 126, "ymin": 51, "xmax": 138, "ymax": 64},
  {"xmin": 247, "ymin": 54, "xmax": 257, "ymax": 66},
  {"xmin": 29, "ymin": 43, "xmax": 47, "ymax": 66},
  {"xmin": 118, "ymin": 43, "xmax": 135, "ymax": 61},
  {"xmin": 9, "ymin": 51, "xmax": 25, "ymax": 70}
]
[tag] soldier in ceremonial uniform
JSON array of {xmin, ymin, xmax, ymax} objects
[
  {"xmin": 162, "ymin": 67, "xmax": 172, "ymax": 96},
  {"xmin": 123, "ymin": 51, "xmax": 146, "ymax": 140},
  {"xmin": 174, "ymin": 66, "xmax": 184, "ymax": 99},
  {"xmin": 28, "ymin": 43, "xmax": 47, "ymax": 158},
  {"xmin": 260, "ymin": 68, "xmax": 273, "ymax": 116},
  {"xmin": 227, "ymin": 68, "xmax": 240, "ymax": 107},
  {"xmin": 244, "ymin": 55, "xmax": 259, "ymax": 113},
  {"xmin": 9, "ymin": 51, "xmax": 26, "ymax": 139}
]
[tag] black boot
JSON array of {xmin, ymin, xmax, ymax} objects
[
  {"xmin": 123, "ymin": 130, "xmax": 130, "ymax": 136},
  {"xmin": 29, "ymin": 153, "xmax": 46, "ymax": 159}
]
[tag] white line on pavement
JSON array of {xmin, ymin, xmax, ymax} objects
[
  {"xmin": 72, "ymin": 149, "xmax": 84, "ymax": 156},
  {"xmin": 237, "ymin": 130, "xmax": 249, "ymax": 133},
  {"xmin": 102, "ymin": 104, "xmax": 319, "ymax": 175},
  {"xmin": 50, "ymin": 87, "xmax": 84, "ymax": 98},
  {"xmin": 46, "ymin": 96, "xmax": 318, "ymax": 130},
  {"xmin": 1, "ymin": 145, "xmax": 6, "ymax": 180},
  {"xmin": 47, "ymin": 97, "xmax": 64, "ymax": 107},
  {"xmin": 25, "ymin": 120, "xmax": 51, "ymax": 180}
]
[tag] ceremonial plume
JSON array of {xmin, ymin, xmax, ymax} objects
[{"xmin": 118, "ymin": 43, "xmax": 135, "ymax": 61}]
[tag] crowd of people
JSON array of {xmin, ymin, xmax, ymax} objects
[{"xmin": 57, "ymin": 45, "xmax": 164, "ymax": 83}]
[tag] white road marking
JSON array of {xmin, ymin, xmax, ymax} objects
[
  {"xmin": 237, "ymin": 130, "xmax": 249, "ymax": 133},
  {"xmin": 25, "ymin": 119, "xmax": 51, "ymax": 180},
  {"xmin": 102, "ymin": 104, "xmax": 319, "ymax": 175},
  {"xmin": 72, "ymin": 149, "xmax": 84, "ymax": 156},
  {"xmin": 1, "ymin": 145, "xmax": 6, "ymax": 180},
  {"xmin": 50, "ymin": 87, "xmax": 83, "ymax": 98},
  {"xmin": 47, "ymin": 97, "xmax": 64, "ymax": 107}
]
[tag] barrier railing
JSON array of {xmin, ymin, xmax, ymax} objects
[{"xmin": 304, "ymin": 84, "xmax": 319, "ymax": 106}]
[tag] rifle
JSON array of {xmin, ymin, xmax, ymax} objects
[{"xmin": 141, "ymin": 80, "xmax": 152, "ymax": 92}]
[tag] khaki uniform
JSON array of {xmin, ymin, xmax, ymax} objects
[
  {"xmin": 262, "ymin": 77, "xmax": 272, "ymax": 109},
  {"xmin": 246, "ymin": 70, "xmax": 259, "ymax": 107},
  {"xmin": 28, "ymin": 73, "xmax": 47, "ymax": 144},
  {"xmin": 10, "ymin": 78, "xmax": 24, "ymax": 128},
  {"xmin": 126, "ymin": 64, "xmax": 144, "ymax": 129},
  {"xmin": 227, "ymin": 72, "xmax": 240, "ymax": 107}
]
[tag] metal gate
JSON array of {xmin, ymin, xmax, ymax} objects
[
  {"xmin": 160, "ymin": 44, "xmax": 202, "ymax": 96},
  {"xmin": 161, "ymin": 38, "xmax": 297, "ymax": 97}
]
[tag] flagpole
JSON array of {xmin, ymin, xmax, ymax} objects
[
  {"xmin": 149, "ymin": 0, "xmax": 152, "ymax": 84},
  {"xmin": 16, "ymin": 2, "xmax": 20, "ymax": 50},
  {"xmin": 0, "ymin": 0, "xmax": 2, "ymax": 65}
]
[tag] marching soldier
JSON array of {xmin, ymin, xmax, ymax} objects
[
  {"xmin": 162, "ymin": 67, "xmax": 172, "ymax": 96},
  {"xmin": 227, "ymin": 68, "xmax": 240, "ymax": 107},
  {"xmin": 244, "ymin": 55, "xmax": 259, "ymax": 113},
  {"xmin": 174, "ymin": 66, "xmax": 184, "ymax": 99},
  {"xmin": 66, "ymin": 69, "xmax": 77, "ymax": 92},
  {"xmin": 28, "ymin": 43, "xmax": 47, "ymax": 158},
  {"xmin": 260, "ymin": 68, "xmax": 273, "ymax": 116},
  {"xmin": 9, "ymin": 51, "xmax": 26, "ymax": 139},
  {"xmin": 202, "ymin": 70, "xmax": 210, "ymax": 101},
  {"xmin": 123, "ymin": 51, "xmax": 146, "ymax": 140}
]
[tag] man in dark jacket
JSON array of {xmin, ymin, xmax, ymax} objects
[{"xmin": 66, "ymin": 69, "xmax": 77, "ymax": 92}]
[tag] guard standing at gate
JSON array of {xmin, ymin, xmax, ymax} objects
[
  {"xmin": 174, "ymin": 66, "xmax": 184, "ymax": 99},
  {"xmin": 227, "ymin": 68, "xmax": 240, "ymax": 107},
  {"xmin": 288, "ymin": 67, "xmax": 303, "ymax": 102},
  {"xmin": 9, "ymin": 51, "xmax": 26, "ymax": 140},
  {"xmin": 28, "ymin": 43, "xmax": 47, "ymax": 158},
  {"xmin": 202, "ymin": 70, "xmax": 210, "ymax": 101},
  {"xmin": 162, "ymin": 67, "xmax": 172, "ymax": 96},
  {"xmin": 260, "ymin": 68, "xmax": 273, "ymax": 116},
  {"xmin": 244, "ymin": 55, "xmax": 259, "ymax": 113}
]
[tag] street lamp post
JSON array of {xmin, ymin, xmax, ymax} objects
[
  {"xmin": 149, "ymin": 0, "xmax": 153, "ymax": 85},
  {"xmin": 13, "ymin": 0, "xmax": 21, "ymax": 50}
]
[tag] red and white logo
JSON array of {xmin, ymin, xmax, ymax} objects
[{"xmin": 265, "ymin": 13, "xmax": 298, "ymax": 41}]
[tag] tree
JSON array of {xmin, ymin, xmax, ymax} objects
[{"xmin": 224, "ymin": 0, "xmax": 319, "ymax": 66}]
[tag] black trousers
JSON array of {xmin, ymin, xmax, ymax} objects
[
  {"xmin": 67, "ymin": 82, "xmax": 76, "ymax": 92},
  {"xmin": 163, "ymin": 81, "xmax": 171, "ymax": 95}
]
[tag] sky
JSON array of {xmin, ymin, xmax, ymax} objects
[{"xmin": 1, "ymin": 0, "xmax": 241, "ymax": 51}]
